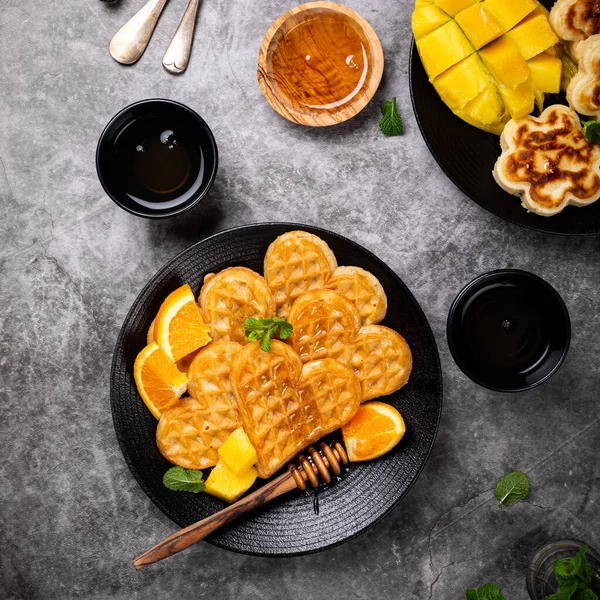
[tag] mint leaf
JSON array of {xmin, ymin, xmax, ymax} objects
[
  {"xmin": 163, "ymin": 466, "xmax": 205, "ymax": 493},
  {"xmin": 494, "ymin": 471, "xmax": 530, "ymax": 507},
  {"xmin": 583, "ymin": 121, "xmax": 600, "ymax": 144},
  {"xmin": 572, "ymin": 590, "xmax": 598, "ymax": 600},
  {"xmin": 379, "ymin": 97, "xmax": 404, "ymax": 136},
  {"xmin": 244, "ymin": 317, "xmax": 293, "ymax": 352},
  {"xmin": 465, "ymin": 583, "xmax": 507, "ymax": 600},
  {"xmin": 545, "ymin": 546, "xmax": 600, "ymax": 600}
]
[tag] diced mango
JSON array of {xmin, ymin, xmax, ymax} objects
[
  {"xmin": 527, "ymin": 54, "xmax": 562, "ymax": 94},
  {"xmin": 504, "ymin": 12, "xmax": 559, "ymax": 60},
  {"xmin": 455, "ymin": 3, "xmax": 504, "ymax": 49},
  {"xmin": 479, "ymin": 36, "xmax": 530, "ymax": 88},
  {"xmin": 416, "ymin": 20, "xmax": 475, "ymax": 80},
  {"xmin": 218, "ymin": 427, "xmax": 258, "ymax": 475},
  {"xmin": 412, "ymin": 4, "xmax": 452, "ymax": 39},
  {"xmin": 483, "ymin": 0, "xmax": 537, "ymax": 31},
  {"xmin": 204, "ymin": 461, "xmax": 258, "ymax": 503},
  {"xmin": 434, "ymin": 0, "xmax": 475, "ymax": 17},
  {"xmin": 499, "ymin": 79, "xmax": 535, "ymax": 119},
  {"xmin": 460, "ymin": 86, "xmax": 507, "ymax": 132},
  {"xmin": 532, "ymin": 84, "xmax": 544, "ymax": 113},
  {"xmin": 433, "ymin": 54, "xmax": 492, "ymax": 109}
]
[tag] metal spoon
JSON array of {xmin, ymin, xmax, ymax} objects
[
  {"xmin": 162, "ymin": 0, "xmax": 201, "ymax": 74},
  {"xmin": 109, "ymin": 0, "xmax": 170, "ymax": 65}
]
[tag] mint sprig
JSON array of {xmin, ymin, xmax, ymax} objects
[
  {"xmin": 583, "ymin": 121, "xmax": 600, "ymax": 144},
  {"xmin": 379, "ymin": 97, "xmax": 404, "ymax": 136},
  {"xmin": 244, "ymin": 317, "xmax": 293, "ymax": 352},
  {"xmin": 466, "ymin": 583, "xmax": 507, "ymax": 600},
  {"xmin": 494, "ymin": 471, "xmax": 530, "ymax": 507},
  {"xmin": 163, "ymin": 466, "xmax": 205, "ymax": 493},
  {"xmin": 543, "ymin": 545, "xmax": 600, "ymax": 600}
]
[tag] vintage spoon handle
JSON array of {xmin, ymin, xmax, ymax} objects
[
  {"xmin": 162, "ymin": 0, "xmax": 201, "ymax": 74},
  {"xmin": 132, "ymin": 470, "xmax": 297, "ymax": 570},
  {"xmin": 109, "ymin": 0, "xmax": 170, "ymax": 65}
]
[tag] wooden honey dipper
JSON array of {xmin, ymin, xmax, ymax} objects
[{"xmin": 133, "ymin": 441, "xmax": 348, "ymax": 569}]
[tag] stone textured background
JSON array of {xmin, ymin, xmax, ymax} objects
[{"xmin": 1, "ymin": 0, "xmax": 599, "ymax": 598}]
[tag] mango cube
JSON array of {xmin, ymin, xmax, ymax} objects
[
  {"xmin": 218, "ymin": 426, "xmax": 258, "ymax": 475},
  {"xmin": 499, "ymin": 79, "xmax": 535, "ymax": 119},
  {"xmin": 434, "ymin": 0, "xmax": 475, "ymax": 17},
  {"xmin": 479, "ymin": 36, "xmax": 530, "ymax": 88},
  {"xmin": 433, "ymin": 54, "xmax": 492, "ymax": 109},
  {"xmin": 527, "ymin": 54, "xmax": 562, "ymax": 94},
  {"xmin": 455, "ymin": 4, "xmax": 504, "ymax": 49},
  {"xmin": 204, "ymin": 460, "xmax": 258, "ymax": 503},
  {"xmin": 416, "ymin": 20, "xmax": 475, "ymax": 80},
  {"xmin": 412, "ymin": 4, "xmax": 452, "ymax": 39},
  {"xmin": 461, "ymin": 86, "xmax": 507, "ymax": 132},
  {"xmin": 483, "ymin": 0, "xmax": 537, "ymax": 31},
  {"xmin": 504, "ymin": 12, "xmax": 559, "ymax": 60}
]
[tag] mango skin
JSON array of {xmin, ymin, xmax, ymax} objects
[
  {"xmin": 416, "ymin": 20, "xmax": 475, "ymax": 80},
  {"xmin": 204, "ymin": 461, "xmax": 258, "ymax": 503},
  {"xmin": 528, "ymin": 54, "xmax": 562, "ymax": 94}
]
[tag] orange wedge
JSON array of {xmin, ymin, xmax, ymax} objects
[
  {"xmin": 341, "ymin": 401, "xmax": 406, "ymax": 462},
  {"xmin": 134, "ymin": 342, "xmax": 189, "ymax": 419},
  {"xmin": 147, "ymin": 318, "xmax": 197, "ymax": 374},
  {"xmin": 153, "ymin": 284, "xmax": 211, "ymax": 362}
]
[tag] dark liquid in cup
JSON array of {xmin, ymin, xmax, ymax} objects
[
  {"xmin": 460, "ymin": 283, "xmax": 549, "ymax": 374},
  {"xmin": 114, "ymin": 116, "xmax": 204, "ymax": 210}
]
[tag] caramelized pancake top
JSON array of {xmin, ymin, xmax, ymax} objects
[{"xmin": 551, "ymin": 0, "xmax": 600, "ymax": 41}]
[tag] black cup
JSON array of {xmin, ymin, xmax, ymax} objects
[
  {"xmin": 447, "ymin": 269, "xmax": 571, "ymax": 392},
  {"xmin": 96, "ymin": 98, "xmax": 218, "ymax": 218}
]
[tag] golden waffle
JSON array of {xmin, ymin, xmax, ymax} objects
[
  {"xmin": 494, "ymin": 105, "xmax": 600, "ymax": 216},
  {"xmin": 288, "ymin": 289, "xmax": 361, "ymax": 364},
  {"xmin": 350, "ymin": 325, "xmax": 412, "ymax": 401},
  {"xmin": 230, "ymin": 341, "xmax": 360, "ymax": 478},
  {"xmin": 199, "ymin": 267, "xmax": 275, "ymax": 344},
  {"xmin": 264, "ymin": 231, "xmax": 338, "ymax": 318},
  {"xmin": 156, "ymin": 341, "xmax": 243, "ymax": 469},
  {"xmin": 289, "ymin": 289, "xmax": 413, "ymax": 401},
  {"xmin": 326, "ymin": 266, "xmax": 387, "ymax": 325}
]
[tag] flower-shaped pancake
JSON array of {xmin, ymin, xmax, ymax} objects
[
  {"xmin": 494, "ymin": 105, "xmax": 600, "ymax": 216},
  {"xmin": 289, "ymin": 289, "xmax": 412, "ymax": 401},
  {"xmin": 567, "ymin": 34, "xmax": 600, "ymax": 117},
  {"xmin": 550, "ymin": 0, "xmax": 600, "ymax": 42}
]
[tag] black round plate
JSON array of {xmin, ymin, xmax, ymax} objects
[
  {"xmin": 111, "ymin": 223, "xmax": 443, "ymax": 556},
  {"xmin": 409, "ymin": 2, "xmax": 600, "ymax": 236}
]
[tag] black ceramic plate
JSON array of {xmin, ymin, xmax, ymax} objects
[
  {"xmin": 409, "ymin": 0, "xmax": 600, "ymax": 236},
  {"xmin": 111, "ymin": 223, "xmax": 443, "ymax": 556}
]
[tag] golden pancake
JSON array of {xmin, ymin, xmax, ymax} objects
[
  {"xmin": 264, "ymin": 231, "xmax": 338, "ymax": 318},
  {"xmin": 567, "ymin": 34, "xmax": 600, "ymax": 117},
  {"xmin": 199, "ymin": 267, "xmax": 275, "ymax": 344},
  {"xmin": 494, "ymin": 105, "xmax": 600, "ymax": 216},
  {"xmin": 326, "ymin": 266, "xmax": 387, "ymax": 325},
  {"xmin": 550, "ymin": 0, "xmax": 600, "ymax": 42},
  {"xmin": 289, "ymin": 289, "xmax": 413, "ymax": 400},
  {"xmin": 156, "ymin": 341, "xmax": 243, "ymax": 469},
  {"xmin": 230, "ymin": 340, "xmax": 360, "ymax": 478}
]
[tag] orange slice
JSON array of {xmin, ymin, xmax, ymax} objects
[
  {"xmin": 134, "ymin": 342, "xmax": 189, "ymax": 419},
  {"xmin": 154, "ymin": 284, "xmax": 211, "ymax": 362},
  {"xmin": 341, "ymin": 401, "xmax": 406, "ymax": 462}
]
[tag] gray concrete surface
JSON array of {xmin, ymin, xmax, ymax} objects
[{"xmin": 1, "ymin": 0, "xmax": 599, "ymax": 598}]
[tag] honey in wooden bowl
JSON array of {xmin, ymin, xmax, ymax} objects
[{"xmin": 258, "ymin": 2, "xmax": 384, "ymax": 126}]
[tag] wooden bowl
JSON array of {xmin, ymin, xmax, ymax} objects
[{"xmin": 257, "ymin": 2, "xmax": 384, "ymax": 127}]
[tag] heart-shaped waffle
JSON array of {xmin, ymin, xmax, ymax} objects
[
  {"xmin": 289, "ymin": 289, "xmax": 412, "ymax": 401},
  {"xmin": 156, "ymin": 341, "xmax": 242, "ymax": 469},
  {"xmin": 264, "ymin": 231, "xmax": 338, "ymax": 318},
  {"xmin": 230, "ymin": 340, "xmax": 361, "ymax": 478},
  {"xmin": 199, "ymin": 267, "xmax": 275, "ymax": 344}
]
